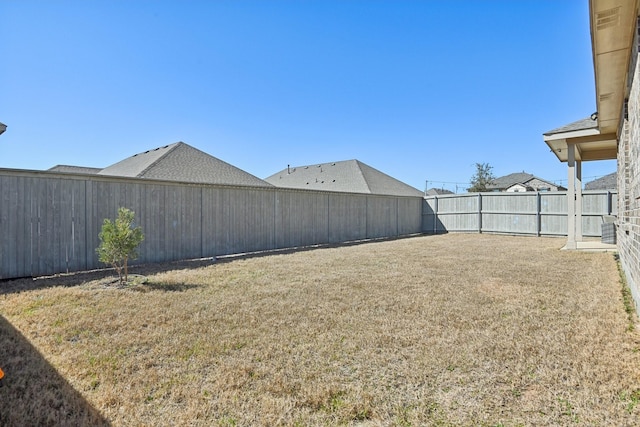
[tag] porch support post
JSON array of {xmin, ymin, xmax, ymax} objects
[
  {"xmin": 566, "ymin": 144, "xmax": 577, "ymax": 249},
  {"xmin": 576, "ymin": 158, "xmax": 583, "ymax": 242}
]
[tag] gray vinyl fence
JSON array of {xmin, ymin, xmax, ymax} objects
[
  {"xmin": 0, "ymin": 169, "xmax": 423, "ymax": 280},
  {"xmin": 423, "ymin": 191, "xmax": 617, "ymax": 236}
]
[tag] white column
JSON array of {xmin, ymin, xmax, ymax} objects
[
  {"xmin": 576, "ymin": 159, "xmax": 583, "ymax": 242},
  {"xmin": 566, "ymin": 144, "xmax": 577, "ymax": 249}
]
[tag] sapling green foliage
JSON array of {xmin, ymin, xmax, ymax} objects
[{"xmin": 96, "ymin": 207, "xmax": 144, "ymax": 285}]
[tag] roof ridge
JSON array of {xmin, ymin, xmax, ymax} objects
[
  {"xmin": 289, "ymin": 159, "xmax": 355, "ymax": 169},
  {"xmin": 137, "ymin": 142, "xmax": 182, "ymax": 178},
  {"xmin": 353, "ymin": 160, "xmax": 373, "ymax": 194}
]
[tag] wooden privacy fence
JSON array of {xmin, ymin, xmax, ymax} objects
[
  {"xmin": 0, "ymin": 169, "xmax": 423, "ymax": 280},
  {"xmin": 423, "ymin": 191, "xmax": 617, "ymax": 236}
]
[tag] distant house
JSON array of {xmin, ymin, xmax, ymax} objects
[
  {"xmin": 265, "ymin": 159, "xmax": 423, "ymax": 197},
  {"xmin": 585, "ymin": 172, "xmax": 617, "ymax": 191},
  {"xmin": 485, "ymin": 172, "xmax": 565, "ymax": 192},
  {"xmin": 96, "ymin": 142, "xmax": 272, "ymax": 187},
  {"xmin": 426, "ymin": 188, "xmax": 454, "ymax": 196}
]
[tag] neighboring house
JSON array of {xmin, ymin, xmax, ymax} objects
[
  {"xmin": 543, "ymin": 0, "xmax": 640, "ymax": 312},
  {"xmin": 426, "ymin": 188, "xmax": 454, "ymax": 196},
  {"xmin": 265, "ymin": 159, "xmax": 424, "ymax": 197},
  {"xmin": 48, "ymin": 165, "xmax": 102, "ymax": 174},
  {"xmin": 585, "ymin": 172, "xmax": 617, "ymax": 191},
  {"xmin": 98, "ymin": 142, "xmax": 272, "ymax": 187},
  {"xmin": 485, "ymin": 172, "xmax": 565, "ymax": 192}
]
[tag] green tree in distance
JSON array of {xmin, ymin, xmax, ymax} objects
[
  {"xmin": 96, "ymin": 207, "xmax": 144, "ymax": 285},
  {"xmin": 468, "ymin": 162, "xmax": 496, "ymax": 192}
]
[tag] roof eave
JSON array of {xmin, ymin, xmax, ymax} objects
[{"xmin": 590, "ymin": 0, "xmax": 639, "ymax": 136}]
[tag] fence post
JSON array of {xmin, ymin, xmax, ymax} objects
[
  {"xmin": 537, "ymin": 192, "xmax": 541, "ymax": 237},
  {"xmin": 478, "ymin": 193, "xmax": 482, "ymax": 234},
  {"xmin": 395, "ymin": 197, "xmax": 399, "ymax": 237},
  {"xmin": 433, "ymin": 196, "xmax": 439, "ymax": 234}
]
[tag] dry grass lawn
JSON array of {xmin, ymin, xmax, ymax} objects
[{"xmin": 1, "ymin": 233, "xmax": 640, "ymax": 426}]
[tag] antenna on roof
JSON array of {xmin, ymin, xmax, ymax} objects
[{"xmin": 287, "ymin": 164, "xmax": 290, "ymax": 174}]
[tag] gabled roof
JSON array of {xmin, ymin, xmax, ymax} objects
[
  {"xmin": 265, "ymin": 160, "xmax": 423, "ymax": 197},
  {"xmin": 585, "ymin": 172, "xmax": 617, "ymax": 190},
  {"xmin": 98, "ymin": 142, "xmax": 272, "ymax": 187},
  {"xmin": 48, "ymin": 165, "xmax": 102, "ymax": 174}
]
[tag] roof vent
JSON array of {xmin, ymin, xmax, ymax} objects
[
  {"xmin": 600, "ymin": 92, "xmax": 614, "ymax": 102},
  {"xmin": 596, "ymin": 7, "xmax": 620, "ymax": 31}
]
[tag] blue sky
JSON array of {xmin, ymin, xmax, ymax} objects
[{"xmin": 0, "ymin": 1, "xmax": 616, "ymax": 192}]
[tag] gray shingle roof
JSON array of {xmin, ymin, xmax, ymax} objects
[
  {"xmin": 48, "ymin": 165, "xmax": 102, "ymax": 174},
  {"xmin": 485, "ymin": 172, "xmax": 564, "ymax": 191},
  {"xmin": 98, "ymin": 142, "xmax": 272, "ymax": 187},
  {"xmin": 486, "ymin": 172, "xmax": 535, "ymax": 190},
  {"xmin": 265, "ymin": 160, "xmax": 423, "ymax": 197},
  {"xmin": 585, "ymin": 172, "xmax": 617, "ymax": 190},
  {"xmin": 543, "ymin": 116, "xmax": 598, "ymax": 136}
]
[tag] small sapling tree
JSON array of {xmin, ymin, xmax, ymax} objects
[{"xmin": 96, "ymin": 207, "xmax": 144, "ymax": 285}]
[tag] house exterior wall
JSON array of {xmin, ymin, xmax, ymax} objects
[
  {"xmin": 618, "ymin": 52, "xmax": 640, "ymax": 313},
  {"xmin": 506, "ymin": 184, "xmax": 529, "ymax": 193}
]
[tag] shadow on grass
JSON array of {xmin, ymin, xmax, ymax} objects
[
  {"xmin": 0, "ymin": 233, "xmax": 427, "ymax": 295},
  {"xmin": 0, "ymin": 315, "xmax": 109, "ymax": 426},
  {"xmin": 0, "ymin": 260, "xmax": 212, "ymax": 295}
]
